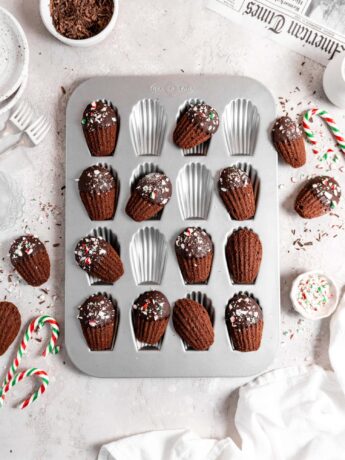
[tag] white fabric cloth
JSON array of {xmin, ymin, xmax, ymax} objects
[{"xmin": 98, "ymin": 294, "xmax": 345, "ymax": 460}]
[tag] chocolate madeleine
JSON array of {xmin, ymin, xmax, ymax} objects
[
  {"xmin": 74, "ymin": 236, "xmax": 124, "ymax": 283},
  {"xmin": 218, "ymin": 166, "xmax": 255, "ymax": 220},
  {"xmin": 173, "ymin": 298, "xmax": 214, "ymax": 350},
  {"xmin": 173, "ymin": 103, "xmax": 219, "ymax": 149},
  {"xmin": 10, "ymin": 235, "xmax": 50, "ymax": 286},
  {"xmin": 226, "ymin": 228, "xmax": 262, "ymax": 284},
  {"xmin": 295, "ymin": 176, "xmax": 341, "ymax": 219},
  {"xmin": 132, "ymin": 291, "xmax": 170, "ymax": 345},
  {"xmin": 272, "ymin": 116, "xmax": 306, "ymax": 168},
  {"xmin": 226, "ymin": 293, "xmax": 263, "ymax": 352},
  {"xmin": 126, "ymin": 172, "xmax": 172, "ymax": 221},
  {"xmin": 0, "ymin": 301, "xmax": 21, "ymax": 355},
  {"xmin": 78, "ymin": 294, "xmax": 117, "ymax": 351},
  {"xmin": 79, "ymin": 165, "xmax": 117, "ymax": 221},
  {"xmin": 82, "ymin": 100, "xmax": 118, "ymax": 156},
  {"xmin": 175, "ymin": 227, "xmax": 213, "ymax": 284}
]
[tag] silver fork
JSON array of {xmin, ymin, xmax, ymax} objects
[
  {"xmin": 0, "ymin": 115, "xmax": 51, "ymax": 155},
  {"xmin": 0, "ymin": 101, "xmax": 33, "ymax": 138}
]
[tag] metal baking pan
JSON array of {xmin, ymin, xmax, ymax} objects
[{"xmin": 65, "ymin": 75, "xmax": 279, "ymax": 378}]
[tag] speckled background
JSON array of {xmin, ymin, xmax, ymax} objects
[{"xmin": 0, "ymin": 1, "xmax": 344, "ymax": 459}]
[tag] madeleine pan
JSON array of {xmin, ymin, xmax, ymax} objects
[{"xmin": 65, "ymin": 75, "xmax": 279, "ymax": 378}]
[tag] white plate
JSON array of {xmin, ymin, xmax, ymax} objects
[
  {"xmin": 0, "ymin": 68, "xmax": 28, "ymax": 116},
  {"xmin": 0, "ymin": 7, "xmax": 29, "ymax": 102}
]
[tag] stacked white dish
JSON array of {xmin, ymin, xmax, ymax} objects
[{"xmin": 0, "ymin": 7, "xmax": 29, "ymax": 115}]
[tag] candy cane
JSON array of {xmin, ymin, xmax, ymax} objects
[
  {"xmin": 2, "ymin": 315, "xmax": 60, "ymax": 389},
  {"xmin": 303, "ymin": 108, "xmax": 345, "ymax": 155},
  {"xmin": 0, "ymin": 368, "xmax": 49, "ymax": 410}
]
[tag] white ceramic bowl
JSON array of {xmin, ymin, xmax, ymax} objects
[
  {"xmin": 0, "ymin": 7, "xmax": 29, "ymax": 102},
  {"xmin": 290, "ymin": 270, "xmax": 339, "ymax": 320},
  {"xmin": 39, "ymin": 0, "xmax": 119, "ymax": 47}
]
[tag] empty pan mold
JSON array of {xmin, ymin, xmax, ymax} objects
[
  {"xmin": 175, "ymin": 98, "xmax": 210, "ymax": 156},
  {"xmin": 176, "ymin": 162, "xmax": 213, "ymax": 220},
  {"xmin": 223, "ymin": 99, "xmax": 259, "ymax": 156},
  {"xmin": 129, "ymin": 99, "xmax": 167, "ymax": 156},
  {"xmin": 130, "ymin": 227, "xmax": 167, "ymax": 285}
]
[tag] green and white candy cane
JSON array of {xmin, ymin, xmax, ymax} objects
[
  {"xmin": 0, "ymin": 368, "xmax": 49, "ymax": 410},
  {"xmin": 303, "ymin": 108, "xmax": 345, "ymax": 156},
  {"xmin": 2, "ymin": 315, "xmax": 60, "ymax": 390}
]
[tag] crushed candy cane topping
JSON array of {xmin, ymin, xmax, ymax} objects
[
  {"xmin": 10, "ymin": 235, "xmax": 45, "ymax": 260},
  {"xmin": 226, "ymin": 293, "xmax": 262, "ymax": 328},
  {"xmin": 219, "ymin": 166, "xmax": 251, "ymax": 191},
  {"xmin": 133, "ymin": 290, "xmax": 170, "ymax": 321},
  {"xmin": 295, "ymin": 272, "xmax": 334, "ymax": 315},
  {"xmin": 175, "ymin": 227, "xmax": 213, "ymax": 258},
  {"xmin": 74, "ymin": 236, "xmax": 108, "ymax": 272},
  {"xmin": 135, "ymin": 172, "xmax": 172, "ymax": 205},
  {"xmin": 82, "ymin": 99, "xmax": 117, "ymax": 132},
  {"xmin": 78, "ymin": 294, "xmax": 116, "ymax": 327}
]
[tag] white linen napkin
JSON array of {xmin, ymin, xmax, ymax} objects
[{"xmin": 98, "ymin": 294, "xmax": 345, "ymax": 460}]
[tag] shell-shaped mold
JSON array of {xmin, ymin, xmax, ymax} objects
[
  {"xmin": 130, "ymin": 99, "xmax": 167, "ymax": 157},
  {"xmin": 176, "ymin": 98, "xmax": 210, "ymax": 156},
  {"xmin": 182, "ymin": 292, "xmax": 215, "ymax": 351},
  {"xmin": 130, "ymin": 227, "xmax": 167, "ymax": 285},
  {"xmin": 87, "ymin": 227, "xmax": 121, "ymax": 286},
  {"xmin": 234, "ymin": 161, "xmax": 260, "ymax": 205},
  {"xmin": 223, "ymin": 99, "xmax": 259, "ymax": 156},
  {"xmin": 176, "ymin": 162, "xmax": 213, "ymax": 220}
]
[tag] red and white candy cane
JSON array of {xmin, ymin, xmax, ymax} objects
[
  {"xmin": 2, "ymin": 315, "xmax": 60, "ymax": 389},
  {"xmin": 303, "ymin": 108, "xmax": 345, "ymax": 155},
  {"xmin": 0, "ymin": 368, "xmax": 49, "ymax": 410}
]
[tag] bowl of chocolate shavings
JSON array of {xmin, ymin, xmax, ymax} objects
[{"xmin": 40, "ymin": 0, "xmax": 118, "ymax": 47}]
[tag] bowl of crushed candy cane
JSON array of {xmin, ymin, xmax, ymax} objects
[
  {"xmin": 40, "ymin": 0, "xmax": 118, "ymax": 47},
  {"xmin": 290, "ymin": 270, "xmax": 339, "ymax": 320}
]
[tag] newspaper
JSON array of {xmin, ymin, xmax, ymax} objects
[{"xmin": 207, "ymin": 0, "xmax": 345, "ymax": 65}]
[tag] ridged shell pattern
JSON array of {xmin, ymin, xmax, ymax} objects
[
  {"xmin": 176, "ymin": 98, "xmax": 210, "ymax": 156},
  {"xmin": 223, "ymin": 99, "xmax": 260, "ymax": 156},
  {"xmin": 176, "ymin": 163, "xmax": 213, "ymax": 220},
  {"xmin": 129, "ymin": 99, "xmax": 167, "ymax": 156},
  {"xmin": 182, "ymin": 292, "xmax": 214, "ymax": 350},
  {"xmin": 130, "ymin": 227, "xmax": 167, "ymax": 285},
  {"xmin": 87, "ymin": 227, "xmax": 121, "ymax": 286}
]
